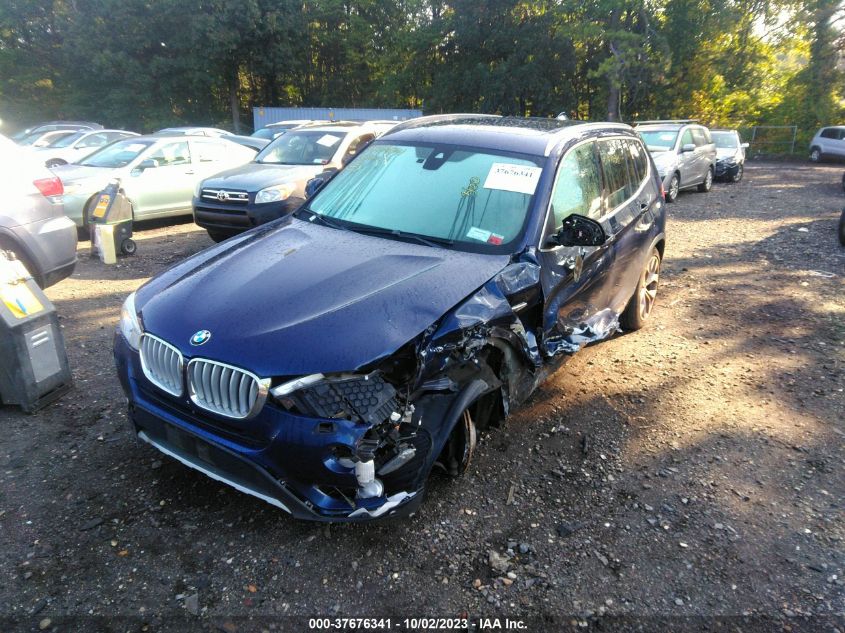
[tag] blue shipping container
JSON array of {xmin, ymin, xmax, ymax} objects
[{"xmin": 253, "ymin": 107, "xmax": 423, "ymax": 129}]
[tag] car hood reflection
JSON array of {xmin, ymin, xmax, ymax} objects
[{"xmin": 136, "ymin": 220, "xmax": 511, "ymax": 377}]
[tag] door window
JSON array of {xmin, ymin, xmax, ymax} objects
[
  {"xmin": 105, "ymin": 131, "xmax": 131, "ymax": 143},
  {"xmin": 193, "ymin": 141, "xmax": 230, "ymax": 163},
  {"xmin": 820, "ymin": 128, "xmax": 839, "ymax": 139},
  {"xmin": 680, "ymin": 129, "xmax": 694, "ymax": 148},
  {"xmin": 691, "ymin": 128, "xmax": 708, "ymax": 146},
  {"xmin": 342, "ymin": 134, "xmax": 375, "ymax": 165},
  {"xmin": 598, "ymin": 139, "xmax": 635, "ymax": 210},
  {"xmin": 146, "ymin": 141, "xmax": 191, "ymax": 166},
  {"xmin": 549, "ymin": 141, "xmax": 603, "ymax": 227},
  {"xmin": 77, "ymin": 133, "xmax": 110, "ymax": 148},
  {"xmin": 626, "ymin": 139, "xmax": 648, "ymax": 185}
]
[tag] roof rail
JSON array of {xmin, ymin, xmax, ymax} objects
[
  {"xmin": 383, "ymin": 113, "xmax": 501, "ymax": 135},
  {"xmin": 634, "ymin": 119, "xmax": 699, "ymax": 125}
]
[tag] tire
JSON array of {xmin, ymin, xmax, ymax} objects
[
  {"xmin": 841, "ymin": 172, "xmax": 844, "ymax": 193},
  {"xmin": 665, "ymin": 173, "xmax": 680, "ymax": 203},
  {"xmin": 0, "ymin": 237, "xmax": 43, "ymax": 288},
  {"xmin": 838, "ymin": 209, "xmax": 845, "ymax": 247},
  {"xmin": 207, "ymin": 230, "xmax": 234, "ymax": 243},
  {"xmin": 697, "ymin": 167, "xmax": 713, "ymax": 192},
  {"xmin": 731, "ymin": 163, "xmax": 744, "ymax": 183},
  {"xmin": 809, "ymin": 147, "xmax": 822, "ymax": 163},
  {"xmin": 78, "ymin": 194, "xmax": 100, "ymax": 241},
  {"xmin": 437, "ymin": 410, "xmax": 477, "ymax": 477},
  {"xmin": 45, "ymin": 158, "xmax": 67, "ymax": 168},
  {"xmin": 121, "ymin": 238, "xmax": 137, "ymax": 255},
  {"xmin": 620, "ymin": 246, "xmax": 661, "ymax": 331}
]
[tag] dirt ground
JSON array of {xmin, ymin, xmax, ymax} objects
[{"xmin": 1, "ymin": 161, "xmax": 843, "ymax": 633}]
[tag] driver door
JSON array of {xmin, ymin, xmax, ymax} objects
[
  {"xmin": 128, "ymin": 140, "xmax": 194, "ymax": 218},
  {"xmin": 538, "ymin": 140, "xmax": 616, "ymax": 354}
]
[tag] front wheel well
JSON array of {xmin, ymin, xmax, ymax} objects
[{"xmin": 0, "ymin": 234, "xmax": 42, "ymax": 286}]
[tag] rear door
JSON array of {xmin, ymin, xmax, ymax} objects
[
  {"xmin": 538, "ymin": 140, "xmax": 617, "ymax": 353},
  {"xmin": 819, "ymin": 128, "xmax": 837, "ymax": 155},
  {"xmin": 127, "ymin": 140, "xmax": 194, "ymax": 217},
  {"xmin": 677, "ymin": 128, "xmax": 698, "ymax": 186},
  {"xmin": 600, "ymin": 137, "xmax": 659, "ymax": 313},
  {"xmin": 832, "ymin": 128, "xmax": 845, "ymax": 158},
  {"xmin": 691, "ymin": 127, "xmax": 714, "ymax": 180}
]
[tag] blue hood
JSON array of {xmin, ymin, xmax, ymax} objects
[{"xmin": 136, "ymin": 219, "xmax": 510, "ymax": 377}]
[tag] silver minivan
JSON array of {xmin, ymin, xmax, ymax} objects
[
  {"xmin": 635, "ymin": 120, "xmax": 717, "ymax": 202},
  {"xmin": 809, "ymin": 126, "xmax": 845, "ymax": 162}
]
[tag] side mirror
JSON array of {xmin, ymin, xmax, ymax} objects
[
  {"xmin": 680, "ymin": 143, "xmax": 696, "ymax": 153},
  {"xmin": 136, "ymin": 158, "xmax": 159, "ymax": 171},
  {"xmin": 741, "ymin": 142, "xmax": 749, "ymax": 149},
  {"xmin": 548, "ymin": 214, "xmax": 607, "ymax": 248},
  {"xmin": 305, "ymin": 168, "xmax": 338, "ymax": 199}
]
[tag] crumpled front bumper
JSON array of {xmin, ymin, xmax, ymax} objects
[
  {"xmin": 714, "ymin": 160, "xmax": 740, "ymax": 179},
  {"xmin": 113, "ymin": 334, "xmax": 423, "ymax": 522}
]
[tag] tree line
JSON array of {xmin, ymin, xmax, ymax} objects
[{"xmin": 0, "ymin": 0, "xmax": 842, "ymax": 137}]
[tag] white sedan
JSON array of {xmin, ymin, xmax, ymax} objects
[{"xmin": 35, "ymin": 129, "xmax": 139, "ymax": 167}]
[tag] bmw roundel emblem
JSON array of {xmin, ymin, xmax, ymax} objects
[{"xmin": 190, "ymin": 330, "xmax": 211, "ymax": 346}]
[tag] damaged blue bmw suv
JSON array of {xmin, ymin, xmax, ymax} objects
[{"xmin": 114, "ymin": 115, "xmax": 666, "ymax": 521}]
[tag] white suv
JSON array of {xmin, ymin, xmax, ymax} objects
[{"xmin": 809, "ymin": 126, "xmax": 845, "ymax": 162}]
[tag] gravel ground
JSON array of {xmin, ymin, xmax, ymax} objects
[{"xmin": 1, "ymin": 161, "xmax": 843, "ymax": 633}]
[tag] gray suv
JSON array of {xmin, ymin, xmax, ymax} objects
[
  {"xmin": 0, "ymin": 134, "xmax": 77, "ymax": 287},
  {"xmin": 635, "ymin": 120, "xmax": 717, "ymax": 202}
]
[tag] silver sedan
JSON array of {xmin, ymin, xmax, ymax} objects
[{"xmin": 54, "ymin": 135, "xmax": 256, "ymax": 229}]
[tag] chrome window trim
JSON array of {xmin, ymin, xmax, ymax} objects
[
  {"xmin": 139, "ymin": 333, "xmax": 184, "ymax": 397},
  {"xmin": 186, "ymin": 357, "xmax": 270, "ymax": 420}
]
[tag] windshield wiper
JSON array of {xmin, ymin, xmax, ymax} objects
[
  {"xmin": 295, "ymin": 207, "xmax": 348, "ymax": 232},
  {"xmin": 347, "ymin": 225, "xmax": 454, "ymax": 249}
]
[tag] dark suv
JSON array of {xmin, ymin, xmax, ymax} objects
[
  {"xmin": 115, "ymin": 115, "xmax": 666, "ymax": 521},
  {"xmin": 192, "ymin": 122, "xmax": 393, "ymax": 242}
]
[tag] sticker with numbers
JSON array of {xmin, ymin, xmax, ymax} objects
[{"xmin": 483, "ymin": 163, "xmax": 542, "ymax": 195}]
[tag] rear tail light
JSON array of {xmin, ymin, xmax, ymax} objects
[{"xmin": 33, "ymin": 176, "xmax": 64, "ymax": 199}]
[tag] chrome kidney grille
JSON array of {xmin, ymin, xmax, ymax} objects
[
  {"xmin": 139, "ymin": 334, "xmax": 184, "ymax": 397},
  {"xmin": 187, "ymin": 359, "xmax": 269, "ymax": 419}
]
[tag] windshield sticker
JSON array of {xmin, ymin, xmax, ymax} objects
[
  {"xmin": 466, "ymin": 227, "xmax": 492, "ymax": 242},
  {"xmin": 658, "ymin": 133, "xmax": 675, "ymax": 141},
  {"xmin": 316, "ymin": 134, "xmax": 341, "ymax": 148},
  {"xmin": 487, "ymin": 233, "xmax": 504, "ymax": 245},
  {"xmin": 483, "ymin": 163, "xmax": 542, "ymax": 195}
]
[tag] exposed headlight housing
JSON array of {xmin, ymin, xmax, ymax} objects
[
  {"xmin": 118, "ymin": 291, "xmax": 142, "ymax": 350},
  {"xmin": 255, "ymin": 183, "xmax": 295, "ymax": 204}
]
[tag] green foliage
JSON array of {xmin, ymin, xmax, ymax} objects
[{"xmin": 0, "ymin": 0, "xmax": 841, "ymax": 138}]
